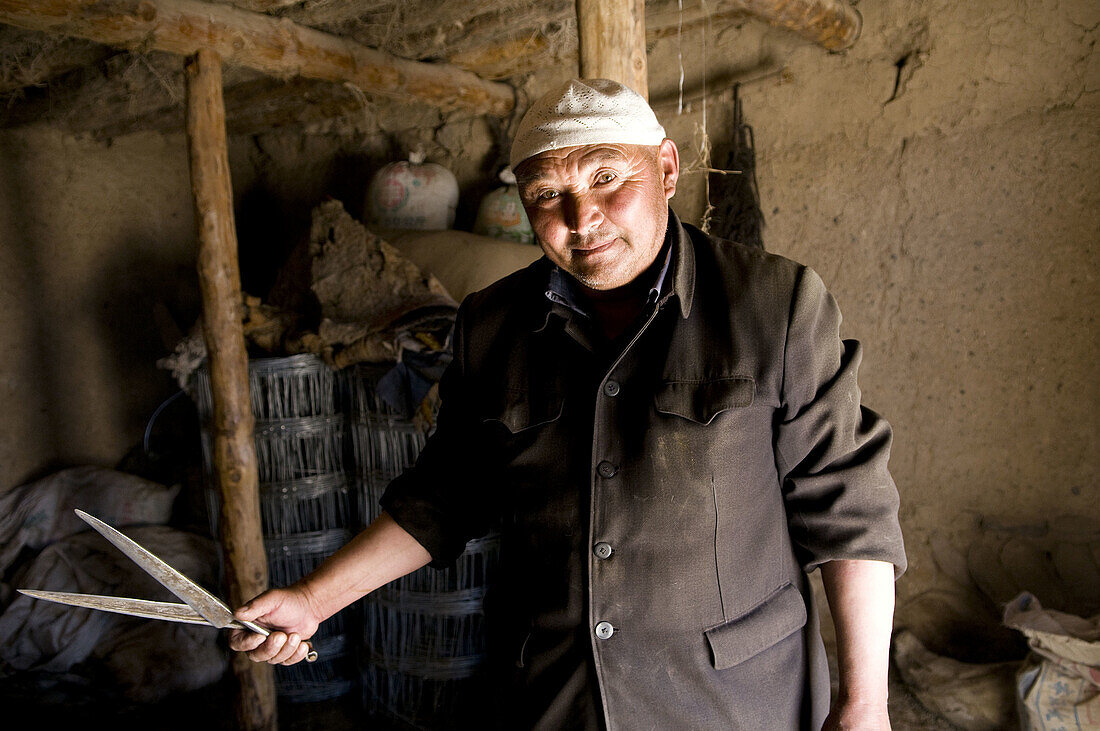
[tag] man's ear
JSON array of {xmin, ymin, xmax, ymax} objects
[{"xmin": 658, "ymin": 138, "xmax": 680, "ymax": 200}]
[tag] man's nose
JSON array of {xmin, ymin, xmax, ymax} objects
[{"xmin": 564, "ymin": 192, "xmax": 604, "ymax": 234}]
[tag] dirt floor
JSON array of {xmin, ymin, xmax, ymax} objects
[{"xmin": 3, "ymin": 662, "xmax": 959, "ymax": 730}]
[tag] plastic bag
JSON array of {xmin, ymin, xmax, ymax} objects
[
  {"xmin": 1004, "ymin": 592, "xmax": 1100, "ymax": 730},
  {"xmin": 0, "ymin": 466, "xmax": 179, "ymax": 573}
]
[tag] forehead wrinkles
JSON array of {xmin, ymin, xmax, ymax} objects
[{"xmin": 517, "ymin": 145, "xmax": 651, "ymax": 186}]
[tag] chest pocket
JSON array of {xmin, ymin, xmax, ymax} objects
[
  {"xmin": 654, "ymin": 376, "xmax": 755, "ymax": 425},
  {"xmin": 480, "ymin": 388, "xmax": 564, "ymax": 434}
]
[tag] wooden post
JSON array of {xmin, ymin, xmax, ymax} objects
[
  {"xmin": 185, "ymin": 47, "xmax": 276, "ymax": 731},
  {"xmin": 576, "ymin": 0, "xmax": 648, "ymax": 99}
]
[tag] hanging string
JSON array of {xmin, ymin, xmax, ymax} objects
[
  {"xmin": 700, "ymin": 0, "xmax": 707, "ymax": 132},
  {"xmin": 677, "ymin": 0, "xmax": 685, "ymax": 115},
  {"xmin": 699, "ymin": 0, "xmax": 715, "ymax": 232},
  {"xmin": 671, "ymin": 1, "xmax": 760, "ymax": 235}
]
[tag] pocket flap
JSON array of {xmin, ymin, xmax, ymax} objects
[
  {"xmin": 654, "ymin": 377, "xmax": 755, "ymax": 424},
  {"xmin": 704, "ymin": 582, "xmax": 807, "ymax": 670},
  {"xmin": 481, "ymin": 389, "xmax": 563, "ymax": 434}
]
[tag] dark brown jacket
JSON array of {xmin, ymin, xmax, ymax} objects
[{"xmin": 383, "ymin": 211, "xmax": 906, "ymax": 729}]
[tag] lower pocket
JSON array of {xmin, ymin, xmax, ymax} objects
[{"xmin": 704, "ymin": 582, "xmax": 808, "ymax": 670}]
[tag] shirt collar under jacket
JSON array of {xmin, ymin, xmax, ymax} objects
[{"xmin": 542, "ymin": 206, "xmax": 692, "ymax": 320}]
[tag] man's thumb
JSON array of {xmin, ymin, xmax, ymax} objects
[{"xmin": 235, "ymin": 593, "xmax": 272, "ymax": 620}]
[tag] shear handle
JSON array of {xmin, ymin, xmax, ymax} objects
[{"xmin": 241, "ymin": 618, "xmax": 318, "ymax": 663}]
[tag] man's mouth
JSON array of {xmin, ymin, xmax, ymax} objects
[{"xmin": 573, "ymin": 238, "xmax": 618, "ymax": 255}]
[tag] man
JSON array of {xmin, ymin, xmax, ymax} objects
[{"xmin": 231, "ymin": 79, "xmax": 905, "ymax": 730}]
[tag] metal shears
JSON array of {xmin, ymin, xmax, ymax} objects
[{"xmin": 18, "ymin": 509, "xmax": 317, "ymax": 662}]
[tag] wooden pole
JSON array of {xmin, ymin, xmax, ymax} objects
[
  {"xmin": 185, "ymin": 47, "xmax": 276, "ymax": 731},
  {"xmin": 576, "ymin": 0, "xmax": 648, "ymax": 99},
  {"xmin": 0, "ymin": 0, "xmax": 515, "ymax": 116}
]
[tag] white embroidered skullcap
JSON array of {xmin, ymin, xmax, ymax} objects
[{"xmin": 510, "ymin": 78, "xmax": 667, "ymax": 170}]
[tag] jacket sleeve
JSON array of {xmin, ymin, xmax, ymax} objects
[
  {"xmin": 379, "ymin": 301, "xmax": 499, "ymax": 567},
  {"xmin": 774, "ymin": 266, "xmax": 907, "ymax": 578}
]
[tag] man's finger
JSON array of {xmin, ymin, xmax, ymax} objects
[
  {"xmin": 229, "ymin": 628, "xmax": 267, "ymax": 653},
  {"xmin": 270, "ymin": 633, "xmax": 301, "ymax": 665},
  {"xmin": 281, "ymin": 638, "xmax": 311, "ymax": 666},
  {"xmin": 249, "ymin": 631, "xmax": 288, "ymax": 663}
]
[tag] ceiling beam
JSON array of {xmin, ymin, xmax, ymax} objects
[
  {"xmin": 216, "ymin": 0, "xmax": 302, "ymax": 11},
  {"xmin": 646, "ymin": 0, "xmax": 860, "ymax": 51},
  {"xmin": 0, "ymin": 0, "xmax": 515, "ymax": 116},
  {"xmin": 733, "ymin": 0, "xmax": 860, "ymax": 51}
]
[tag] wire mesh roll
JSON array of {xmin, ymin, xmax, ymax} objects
[
  {"xmin": 360, "ymin": 659, "xmax": 486, "ymax": 729},
  {"xmin": 390, "ymin": 535, "xmax": 499, "ymax": 596},
  {"xmin": 259, "ymin": 473, "xmax": 353, "ymax": 537},
  {"xmin": 191, "ymin": 354, "xmax": 337, "ymax": 422},
  {"xmin": 364, "ymin": 588, "xmax": 488, "ymax": 661},
  {"xmin": 352, "ymin": 417, "xmax": 428, "ymax": 483},
  {"xmin": 198, "ymin": 415, "xmax": 347, "ymax": 486},
  {"xmin": 202, "ymin": 473, "xmax": 352, "ymax": 542},
  {"xmin": 265, "ymin": 527, "xmax": 352, "ymax": 588},
  {"xmin": 360, "ymin": 534, "xmax": 499, "ymax": 727},
  {"xmin": 348, "ymin": 361, "xmax": 498, "ymax": 726},
  {"xmin": 347, "ymin": 362, "xmax": 431, "ymax": 527},
  {"xmin": 351, "ymin": 421, "xmax": 429, "ymax": 527},
  {"xmin": 360, "ymin": 650, "xmax": 486, "ymax": 726},
  {"xmin": 253, "ymin": 415, "xmax": 346, "ymax": 483},
  {"xmin": 346, "ymin": 363, "xmax": 402, "ymax": 417},
  {"xmin": 191, "ymin": 354, "xmax": 360, "ymax": 703}
]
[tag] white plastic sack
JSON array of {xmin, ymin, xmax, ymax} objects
[
  {"xmin": 473, "ymin": 168, "xmax": 534, "ymax": 244},
  {"xmin": 0, "ymin": 466, "xmax": 179, "ymax": 572},
  {"xmin": 892, "ymin": 628, "xmax": 1019, "ymax": 730},
  {"xmin": 0, "ymin": 525, "xmax": 227, "ymax": 701},
  {"xmin": 367, "ymin": 153, "xmax": 459, "ymax": 231},
  {"xmin": 1004, "ymin": 592, "xmax": 1100, "ymax": 730}
]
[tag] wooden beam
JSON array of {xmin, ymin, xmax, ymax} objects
[
  {"xmin": 0, "ymin": 48, "xmax": 450, "ymax": 139},
  {"xmin": 645, "ymin": 0, "xmax": 861, "ymax": 52},
  {"xmin": 575, "ymin": 0, "xmax": 648, "ymax": 99},
  {"xmin": 728, "ymin": 0, "xmax": 860, "ymax": 51},
  {"xmin": 218, "ymin": 0, "xmax": 302, "ymax": 11},
  {"xmin": 645, "ymin": 1, "xmax": 750, "ymax": 41},
  {"xmin": 185, "ymin": 47, "xmax": 276, "ymax": 731},
  {"xmin": 0, "ymin": 0, "xmax": 515, "ymax": 116}
]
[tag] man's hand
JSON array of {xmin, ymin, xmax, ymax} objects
[
  {"xmin": 821, "ymin": 698, "xmax": 892, "ymax": 730},
  {"xmin": 230, "ymin": 585, "xmax": 322, "ymax": 666}
]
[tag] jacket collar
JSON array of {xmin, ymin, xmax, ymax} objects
[{"xmin": 665, "ymin": 207, "xmax": 696, "ymax": 320}]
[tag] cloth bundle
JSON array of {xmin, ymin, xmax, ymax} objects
[{"xmin": 0, "ymin": 467, "xmax": 226, "ymax": 703}]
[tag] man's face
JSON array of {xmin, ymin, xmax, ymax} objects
[{"xmin": 515, "ymin": 139, "xmax": 679, "ymax": 291}]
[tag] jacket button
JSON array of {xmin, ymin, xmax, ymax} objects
[
  {"xmin": 593, "ymin": 542, "xmax": 613, "ymax": 559},
  {"xmin": 603, "ymin": 380, "xmax": 620, "ymax": 397},
  {"xmin": 597, "ymin": 461, "xmax": 618, "ymax": 478},
  {"xmin": 595, "ymin": 621, "xmax": 614, "ymax": 640}
]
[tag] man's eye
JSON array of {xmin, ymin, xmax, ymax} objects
[
  {"xmin": 538, "ymin": 190, "xmax": 559, "ymax": 200},
  {"xmin": 595, "ymin": 172, "xmax": 616, "ymax": 184}
]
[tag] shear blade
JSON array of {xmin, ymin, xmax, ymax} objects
[
  {"xmin": 16, "ymin": 589, "xmax": 245, "ymax": 628},
  {"xmin": 74, "ymin": 508, "xmax": 238, "ymax": 629}
]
